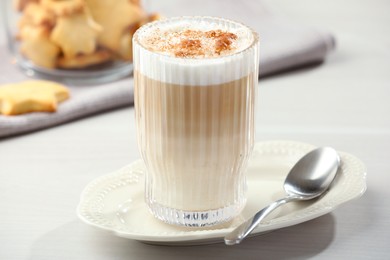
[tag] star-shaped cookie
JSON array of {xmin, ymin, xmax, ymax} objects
[
  {"xmin": 85, "ymin": 0, "xmax": 145, "ymax": 51},
  {"xmin": 0, "ymin": 80, "xmax": 70, "ymax": 116},
  {"xmin": 50, "ymin": 11, "xmax": 102, "ymax": 58}
]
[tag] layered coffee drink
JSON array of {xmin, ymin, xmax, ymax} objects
[{"xmin": 133, "ymin": 17, "xmax": 259, "ymax": 227}]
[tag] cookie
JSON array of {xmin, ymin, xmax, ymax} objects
[
  {"xmin": 18, "ymin": 2, "xmax": 55, "ymax": 28},
  {"xmin": 0, "ymin": 80, "xmax": 70, "ymax": 116},
  {"xmin": 40, "ymin": 0, "xmax": 85, "ymax": 16},
  {"xmin": 85, "ymin": 0, "xmax": 145, "ymax": 51},
  {"xmin": 50, "ymin": 11, "xmax": 102, "ymax": 58},
  {"xmin": 57, "ymin": 49, "xmax": 112, "ymax": 68},
  {"xmin": 20, "ymin": 25, "xmax": 61, "ymax": 68},
  {"xmin": 13, "ymin": 0, "xmax": 39, "ymax": 11},
  {"xmin": 129, "ymin": 0, "xmax": 141, "ymax": 6}
]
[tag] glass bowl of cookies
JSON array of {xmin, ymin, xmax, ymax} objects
[{"xmin": 2, "ymin": 0, "xmax": 159, "ymax": 85}]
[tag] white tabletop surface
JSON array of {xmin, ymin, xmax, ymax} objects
[{"xmin": 1, "ymin": 0, "xmax": 389, "ymax": 259}]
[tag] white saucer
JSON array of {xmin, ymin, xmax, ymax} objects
[{"xmin": 77, "ymin": 140, "xmax": 367, "ymax": 245}]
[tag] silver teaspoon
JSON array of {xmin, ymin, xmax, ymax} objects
[{"xmin": 224, "ymin": 146, "xmax": 340, "ymax": 245}]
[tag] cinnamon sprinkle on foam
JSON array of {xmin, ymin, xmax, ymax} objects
[{"xmin": 141, "ymin": 29, "xmax": 241, "ymax": 58}]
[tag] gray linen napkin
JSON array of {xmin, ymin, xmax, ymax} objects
[{"xmin": 0, "ymin": 0, "xmax": 335, "ymax": 138}]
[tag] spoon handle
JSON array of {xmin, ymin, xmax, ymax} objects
[{"xmin": 224, "ymin": 196, "xmax": 297, "ymax": 245}]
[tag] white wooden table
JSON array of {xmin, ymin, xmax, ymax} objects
[{"xmin": 1, "ymin": 0, "xmax": 389, "ymax": 259}]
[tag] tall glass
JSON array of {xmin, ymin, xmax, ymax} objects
[{"xmin": 133, "ymin": 16, "xmax": 259, "ymax": 227}]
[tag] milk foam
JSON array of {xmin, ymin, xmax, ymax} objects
[{"xmin": 133, "ymin": 16, "xmax": 259, "ymax": 85}]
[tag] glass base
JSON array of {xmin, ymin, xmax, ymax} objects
[{"xmin": 147, "ymin": 199, "xmax": 246, "ymax": 227}]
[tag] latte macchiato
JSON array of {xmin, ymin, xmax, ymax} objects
[{"xmin": 133, "ymin": 17, "xmax": 259, "ymax": 227}]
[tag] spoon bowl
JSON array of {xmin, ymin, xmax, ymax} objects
[
  {"xmin": 224, "ymin": 146, "xmax": 340, "ymax": 245},
  {"xmin": 284, "ymin": 147, "xmax": 340, "ymax": 199}
]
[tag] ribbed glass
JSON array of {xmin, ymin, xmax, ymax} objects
[{"xmin": 133, "ymin": 16, "xmax": 259, "ymax": 227}]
